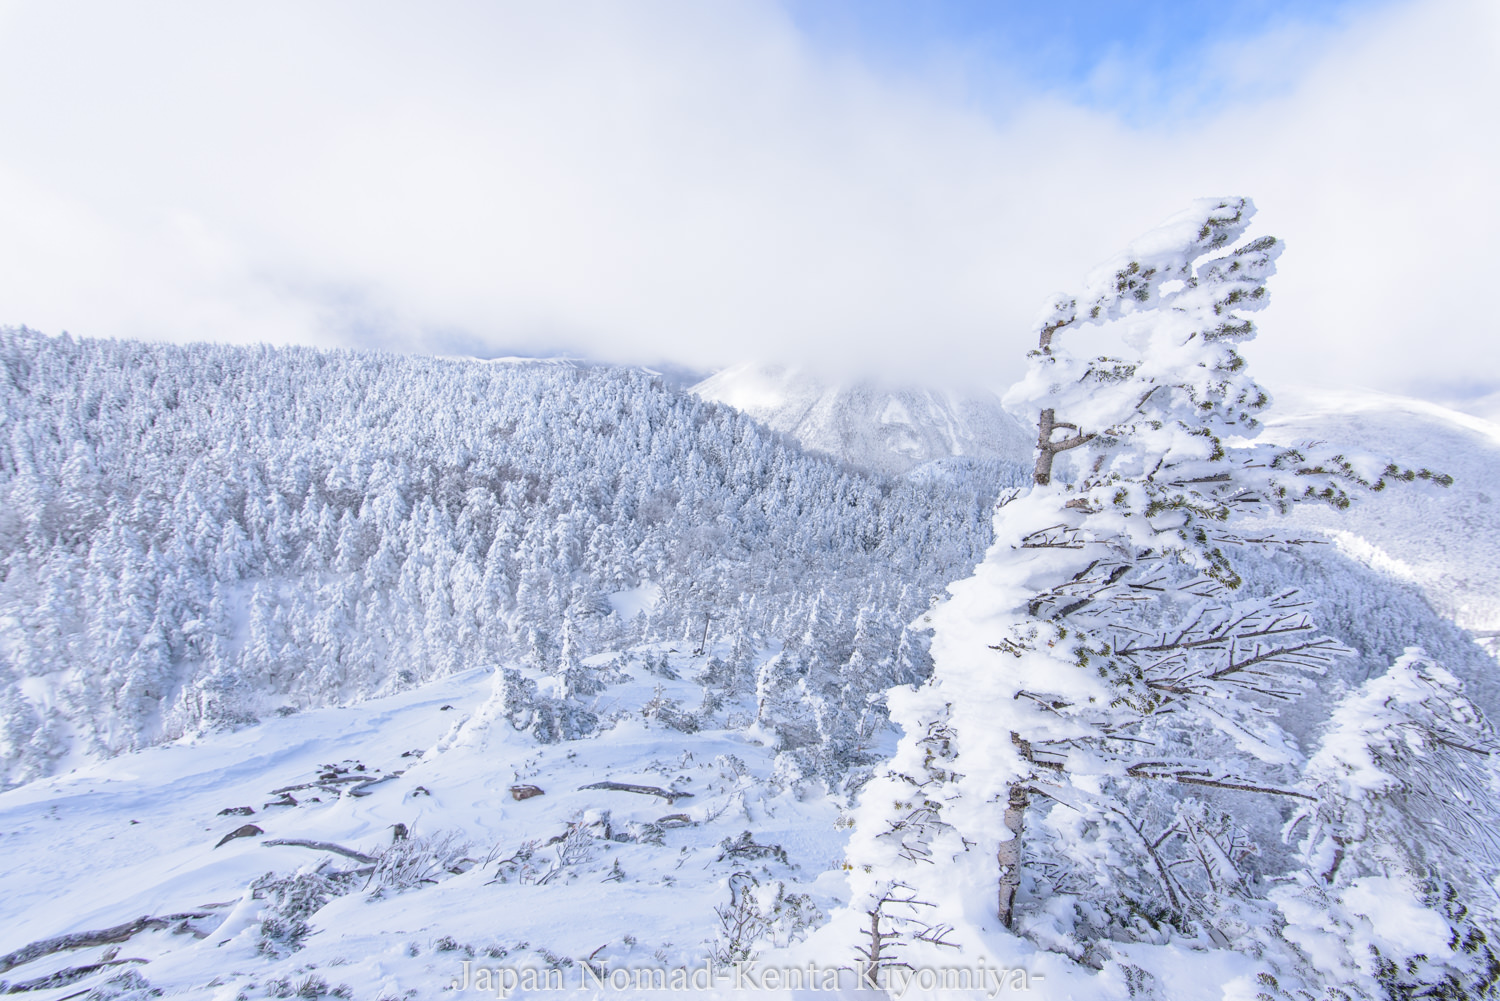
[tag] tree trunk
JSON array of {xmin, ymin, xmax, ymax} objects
[
  {"xmin": 996, "ymin": 782, "xmax": 1029, "ymax": 928},
  {"xmin": 1033, "ymin": 408, "xmax": 1093, "ymax": 486},
  {"xmin": 694, "ymin": 614, "xmax": 710, "ymax": 656},
  {"xmin": 1034, "ymin": 409, "xmax": 1060, "ymax": 485}
]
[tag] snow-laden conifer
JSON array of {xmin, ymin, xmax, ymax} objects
[
  {"xmin": 842, "ymin": 198, "xmax": 1447, "ymax": 970},
  {"xmin": 1277, "ymin": 649, "xmax": 1500, "ymax": 999}
]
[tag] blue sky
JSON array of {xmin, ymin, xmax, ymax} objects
[{"xmin": 783, "ymin": 0, "xmax": 1387, "ymax": 118}]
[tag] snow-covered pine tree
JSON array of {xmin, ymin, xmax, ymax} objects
[
  {"xmin": 1278, "ymin": 648, "xmax": 1500, "ymax": 999},
  {"xmin": 844, "ymin": 198, "xmax": 1448, "ymax": 964}
]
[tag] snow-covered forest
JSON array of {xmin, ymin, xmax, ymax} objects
[
  {"xmin": 1, "ymin": 0, "xmax": 1496, "ymax": 994},
  {"xmin": 1, "ymin": 200, "xmax": 1497, "ymax": 1001},
  {"xmin": 0, "ymin": 327, "xmax": 1021, "ymax": 788}
]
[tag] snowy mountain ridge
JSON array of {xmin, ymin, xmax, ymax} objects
[
  {"xmin": 1265, "ymin": 386, "xmax": 1500, "ymax": 638},
  {"xmin": 691, "ymin": 363, "xmax": 1034, "ymax": 476}
]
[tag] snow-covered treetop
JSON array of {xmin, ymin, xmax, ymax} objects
[
  {"xmin": 1004, "ymin": 196, "xmax": 1448, "ymax": 583},
  {"xmin": 1303, "ymin": 647, "xmax": 1500, "ymax": 901},
  {"xmin": 1307, "ymin": 649, "xmax": 1497, "ymax": 801},
  {"xmin": 1030, "ymin": 197, "xmax": 1263, "ymax": 344},
  {"xmin": 1009, "ymin": 194, "xmax": 1275, "ymax": 448}
]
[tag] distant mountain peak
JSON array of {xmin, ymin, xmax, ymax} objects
[{"xmin": 692, "ymin": 363, "xmax": 1033, "ymax": 476}]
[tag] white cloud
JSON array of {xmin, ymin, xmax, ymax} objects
[{"xmin": 0, "ymin": 0, "xmax": 1493, "ymax": 402}]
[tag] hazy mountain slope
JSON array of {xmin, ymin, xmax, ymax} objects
[
  {"xmin": 691, "ymin": 363, "xmax": 1033, "ymax": 476},
  {"xmin": 1265, "ymin": 388, "xmax": 1500, "ymax": 643}
]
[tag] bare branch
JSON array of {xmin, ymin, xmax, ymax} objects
[{"xmin": 1125, "ymin": 763, "xmax": 1315, "ymax": 801}]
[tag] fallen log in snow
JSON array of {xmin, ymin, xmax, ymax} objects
[
  {"xmin": 261, "ymin": 838, "xmax": 379, "ymax": 864},
  {"xmin": 579, "ymin": 781, "xmax": 694, "ymax": 804},
  {"xmin": 0, "ymin": 914, "xmax": 210, "ymax": 975},
  {"xmin": 3, "ymin": 957, "xmax": 147, "ymax": 994}
]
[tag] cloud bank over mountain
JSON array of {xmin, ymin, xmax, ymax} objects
[{"xmin": 0, "ymin": 0, "xmax": 1493, "ymax": 407}]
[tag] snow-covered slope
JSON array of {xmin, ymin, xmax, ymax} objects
[
  {"xmin": 1266, "ymin": 388, "xmax": 1500, "ymax": 641},
  {"xmin": 18, "ymin": 595, "xmax": 1478, "ymax": 1001},
  {"xmin": 0, "ymin": 646, "xmax": 853, "ymax": 1001},
  {"xmin": 691, "ymin": 363, "xmax": 1033, "ymax": 476}
]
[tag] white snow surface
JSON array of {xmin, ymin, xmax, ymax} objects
[
  {"xmin": 0, "ymin": 648, "xmax": 860, "ymax": 1000},
  {"xmin": 692, "ymin": 363, "xmax": 1033, "ymax": 476},
  {"xmin": 606, "ymin": 584, "xmax": 661, "ymax": 621}
]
